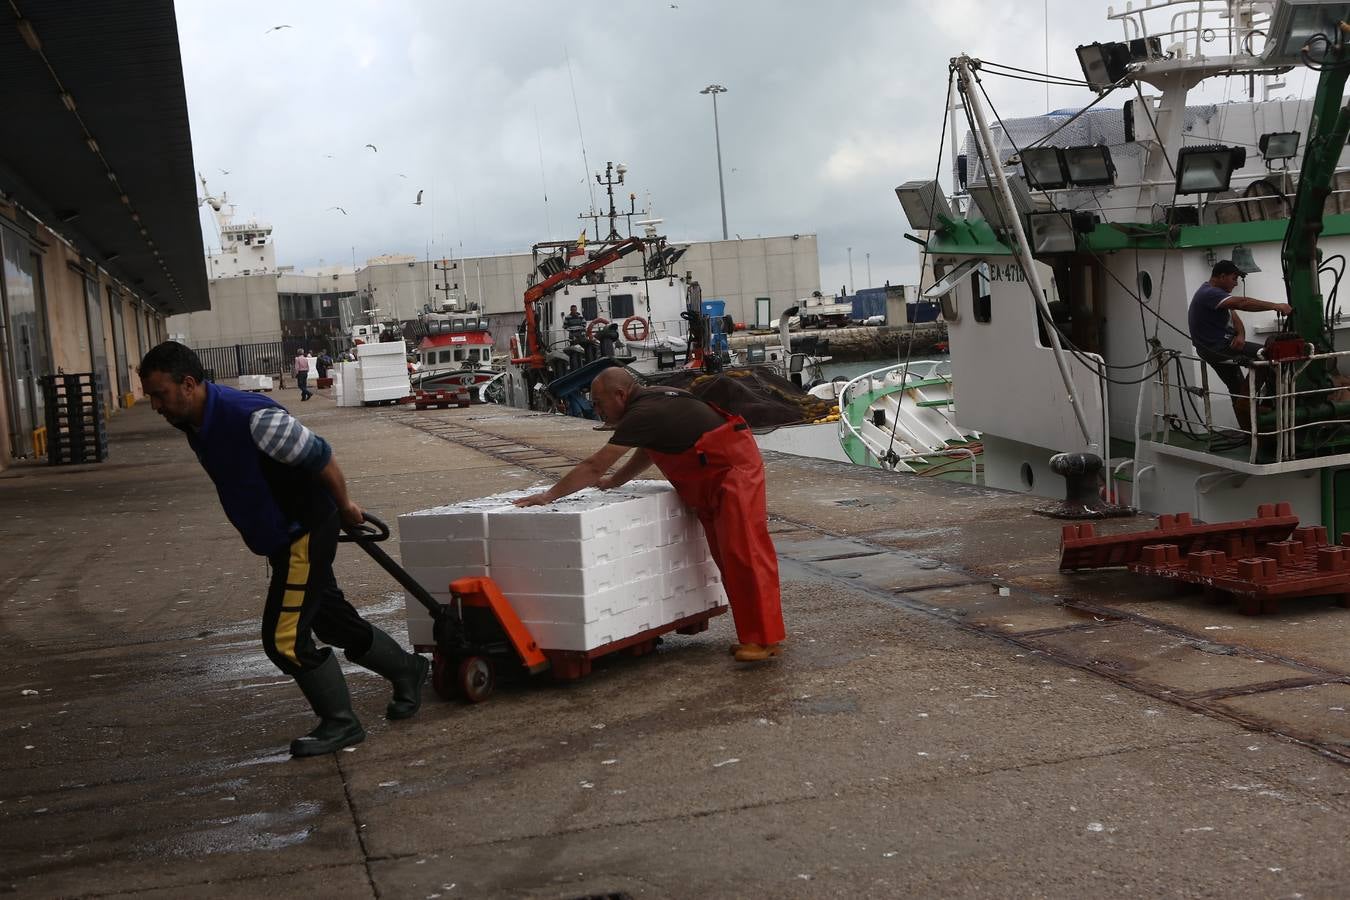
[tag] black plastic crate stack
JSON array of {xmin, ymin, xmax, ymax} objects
[{"xmin": 41, "ymin": 372, "xmax": 109, "ymax": 465}]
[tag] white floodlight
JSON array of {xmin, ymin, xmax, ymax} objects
[
  {"xmin": 1021, "ymin": 147, "xmax": 1069, "ymax": 190},
  {"xmin": 1258, "ymin": 130, "xmax": 1301, "ymax": 161},
  {"xmin": 1063, "ymin": 145, "xmax": 1117, "ymax": 186},
  {"xmin": 1175, "ymin": 145, "xmax": 1247, "ymax": 194},
  {"xmin": 895, "ymin": 180, "xmax": 953, "ymax": 231},
  {"xmin": 1261, "ymin": 0, "xmax": 1350, "ymax": 65},
  {"xmin": 1027, "ymin": 211, "xmax": 1079, "ymax": 254},
  {"xmin": 967, "ymin": 175, "xmax": 1034, "ymax": 233},
  {"xmin": 1076, "ymin": 41, "xmax": 1131, "ymax": 92}
]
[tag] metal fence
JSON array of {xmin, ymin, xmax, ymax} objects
[{"xmin": 190, "ymin": 339, "xmax": 309, "ymax": 380}]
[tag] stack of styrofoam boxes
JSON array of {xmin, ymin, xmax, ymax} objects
[
  {"xmin": 354, "ymin": 341, "xmax": 410, "ymax": 404},
  {"xmin": 332, "ymin": 361, "xmax": 362, "ymax": 407},
  {"xmin": 238, "ymin": 374, "xmax": 274, "ymax": 391},
  {"xmin": 396, "ymin": 481, "xmax": 726, "ymax": 652}
]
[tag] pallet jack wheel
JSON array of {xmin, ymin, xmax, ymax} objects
[
  {"xmin": 431, "ymin": 649, "xmax": 458, "ymax": 701},
  {"xmin": 456, "ymin": 655, "xmax": 495, "ymax": 703}
]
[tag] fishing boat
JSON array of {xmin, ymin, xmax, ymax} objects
[
  {"xmin": 498, "ymin": 162, "xmax": 830, "ymax": 420},
  {"xmin": 890, "ymin": 0, "xmax": 1350, "ymax": 527},
  {"xmin": 409, "ymin": 308, "xmax": 498, "ymax": 399}
]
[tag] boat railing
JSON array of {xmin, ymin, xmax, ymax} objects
[
  {"xmin": 1150, "ymin": 344, "xmax": 1350, "ymax": 465},
  {"xmin": 836, "ymin": 360, "xmax": 973, "ymax": 478},
  {"xmin": 1108, "ymin": 0, "xmax": 1274, "ymax": 61}
]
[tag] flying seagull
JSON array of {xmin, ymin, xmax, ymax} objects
[
  {"xmin": 327, "ymin": 206, "xmax": 347, "ymax": 215},
  {"xmin": 395, "ymin": 173, "xmax": 408, "ymax": 178},
  {"xmin": 323, "ymin": 154, "xmax": 335, "ymax": 159},
  {"xmin": 219, "ymin": 168, "xmax": 230, "ymax": 174},
  {"xmin": 414, "ymin": 190, "xmax": 424, "ymax": 206},
  {"xmin": 364, "ymin": 143, "xmax": 378, "ymax": 152},
  {"xmin": 265, "ymin": 25, "xmax": 292, "ymax": 33}
]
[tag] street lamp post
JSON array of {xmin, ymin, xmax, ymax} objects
[{"xmin": 700, "ymin": 84, "xmax": 729, "ymax": 240}]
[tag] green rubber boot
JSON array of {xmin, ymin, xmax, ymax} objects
[
  {"xmin": 349, "ymin": 628, "xmax": 430, "ymax": 720},
  {"xmin": 290, "ymin": 653, "xmax": 366, "ymax": 757}
]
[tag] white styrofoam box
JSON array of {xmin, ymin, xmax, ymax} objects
[
  {"xmin": 399, "ymin": 538, "xmax": 489, "ymax": 568},
  {"xmin": 359, "ymin": 375, "xmax": 411, "ymax": 388},
  {"xmin": 356, "ymin": 341, "xmax": 407, "ymax": 358},
  {"xmin": 403, "ymin": 564, "xmax": 491, "ymax": 597},
  {"xmin": 398, "ymin": 490, "xmax": 536, "ymax": 541},
  {"xmin": 657, "ymin": 514, "xmax": 709, "ymax": 548},
  {"xmin": 664, "ymin": 558, "xmax": 723, "ymax": 598},
  {"xmin": 519, "ymin": 599, "xmax": 664, "ymax": 652},
  {"xmin": 660, "ymin": 539, "xmax": 711, "ymax": 573},
  {"xmin": 663, "ymin": 586, "xmax": 728, "ymax": 622},
  {"xmin": 360, "ymin": 385, "xmax": 410, "ymax": 403},
  {"xmin": 238, "ymin": 374, "xmax": 274, "ymax": 391},
  {"xmin": 490, "ymin": 546, "xmax": 665, "ymax": 598},
  {"xmin": 507, "ymin": 574, "xmax": 666, "ymax": 626},
  {"xmin": 486, "ymin": 488, "xmax": 667, "ymax": 541},
  {"xmin": 622, "ymin": 480, "xmax": 688, "ymax": 516},
  {"xmin": 487, "ymin": 522, "xmax": 663, "ymax": 570},
  {"xmin": 405, "ymin": 590, "xmax": 449, "ymax": 647}
]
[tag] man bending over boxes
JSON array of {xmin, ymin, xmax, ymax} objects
[
  {"xmin": 139, "ymin": 341, "xmax": 429, "ymax": 757},
  {"xmin": 515, "ymin": 367, "xmax": 786, "ymax": 662}
]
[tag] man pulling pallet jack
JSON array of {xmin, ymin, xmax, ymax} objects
[
  {"xmin": 515, "ymin": 368, "xmax": 787, "ymax": 662},
  {"xmin": 139, "ymin": 342, "xmax": 428, "ymax": 757}
]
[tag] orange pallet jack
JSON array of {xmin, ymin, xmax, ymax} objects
[{"xmin": 340, "ymin": 514, "xmax": 724, "ymax": 703}]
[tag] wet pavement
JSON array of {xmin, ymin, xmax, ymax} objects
[{"xmin": 0, "ymin": 390, "xmax": 1346, "ymax": 898}]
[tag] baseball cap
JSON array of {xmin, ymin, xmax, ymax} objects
[{"xmin": 1212, "ymin": 259, "xmax": 1246, "ymax": 277}]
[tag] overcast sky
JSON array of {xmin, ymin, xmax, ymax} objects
[{"xmin": 175, "ymin": 1, "xmax": 1278, "ymax": 294}]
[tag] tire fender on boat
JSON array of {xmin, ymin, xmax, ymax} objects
[
  {"xmin": 586, "ymin": 317, "xmax": 610, "ymax": 340},
  {"xmin": 621, "ymin": 316, "xmax": 650, "ymax": 342}
]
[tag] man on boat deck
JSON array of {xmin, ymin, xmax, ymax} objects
[
  {"xmin": 562, "ymin": 304, "xmax": 588, "ymax": 342},
  {"xmin": 514, "ymin": 368, "xmax": 786, "ymax": 663},
  {"xmin": 138, "ymin": 341, "xmax": 429, "ymax": 757},
  {"xmin": 1188, "ymin": 259, "xmax": 1292, "ymax": 428}
]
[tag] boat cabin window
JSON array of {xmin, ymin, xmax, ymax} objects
[
  {"xmin": 971, "ymin": 269, "xmax": 992, "ymax": 323},
  {"xmin": 580, "ymin": 297, "xmax": 598, "ymax": 320},
  {"xmin": 610, "ymin": 294, "xmax": 635, "ymax": 318},
  {"xmin": 439, "ymin": 350, "xmax": 453, "ymax": 364}
]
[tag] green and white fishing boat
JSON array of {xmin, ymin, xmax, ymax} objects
[{"xmin": 884, "ymin": 0, "xmax": 1350, "ymax": 527}]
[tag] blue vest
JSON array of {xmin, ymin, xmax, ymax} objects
[{"xmin": 185, "ymin": 383, "xmax": 333, "ymax": 556}]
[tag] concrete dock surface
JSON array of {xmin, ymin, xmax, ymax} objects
[{"xmin": 1, "ymin": 388, "xmax": 1346, "ymax": 899}]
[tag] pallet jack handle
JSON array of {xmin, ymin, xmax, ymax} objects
[{"xmin": 339, "ymin": 513, "xmax": 443, "ymax": 616}]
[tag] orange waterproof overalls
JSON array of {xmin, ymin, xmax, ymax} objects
[{"xmin": 645, "ymin": 407, "xmax": 786, "ymax": 647}]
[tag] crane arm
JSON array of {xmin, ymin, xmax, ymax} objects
[{"xmin": 513, "ymin": 237, "xmax": 647, "ymax": 367}]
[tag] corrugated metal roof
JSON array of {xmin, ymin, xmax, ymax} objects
[{"xmin": 0, "ymin": 1, "xmax": 208, "ymax": 314}]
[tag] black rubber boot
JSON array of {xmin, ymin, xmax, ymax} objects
[
  {"xmin": 290, "ymin": 653, "xmax": 366, "ymax": 757},
  {"xmin": 349, "ymin": 628, "xmax": 430, "ymax": 720}
]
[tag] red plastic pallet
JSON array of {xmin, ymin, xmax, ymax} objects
[
  {"xmin": 545, "ymin": 605, "xmax": 728, "ymax": 680},
  {"xmin": 1058, "ymin": 503, "xmax": 1298, "ymax": 571},
  {"xmin": 413, "ymin": 388, "xmax": 472, "ymax": 410},
  {"xmin": 1127, "ymin": 525, "xmax": 1350, "ymax": 614}
]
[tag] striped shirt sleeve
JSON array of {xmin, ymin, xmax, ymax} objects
[{"xmin": 248, "ymin": 407, "xmax": 332, "ymax": 473}]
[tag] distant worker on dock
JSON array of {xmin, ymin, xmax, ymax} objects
[
  {"xmin": 514, "ymin": 368, "xmax": 786, "ymax": 663},
  {"xmin": 138, "ymin": 341, "xmax": 429, "ymax": 758},
  {"xmin": 1188, "ymin": 259, "xmax": 1292, "ymax": 427}
]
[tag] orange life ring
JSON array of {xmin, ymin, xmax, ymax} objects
[
  {"xmin": 622, "ymin": 316, "xmax": 650, "ymax": 342},
  {"xmin": 586, "ymin": 317, "xmax": 610, "ymax": 340}
]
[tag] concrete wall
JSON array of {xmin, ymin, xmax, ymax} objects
[
  {"xmin": 358, "ymin": 234, "xmax": 821, "ymax": 327},
  {"xmin": 0, "ymin": 208, "xmax": 169, "ymax": 469},
  {"xmin": 169, "ymin": 275, "xmax": 281, "ymax": 347}
]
